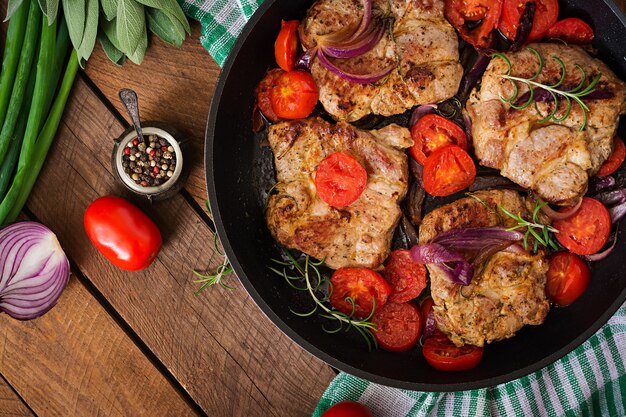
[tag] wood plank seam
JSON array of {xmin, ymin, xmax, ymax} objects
[{"xmin": 0, "ymin": 374, "xmax": 38, "ymax": 417}]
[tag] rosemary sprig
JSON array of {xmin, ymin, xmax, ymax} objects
[
  {"xmin": 499, "ymin": 199, "xmax": 559, "ymax": 253},
  {"xmin": 269, "ymin": 251, "xmax": 378, "ymax": 350},
  {"xmin": 194, "ymin": 200, "xmax": 234, "ymax": 294},
  {"xmin": 493, "ymin": 47, "xmax": 601, "ymax": 131}
]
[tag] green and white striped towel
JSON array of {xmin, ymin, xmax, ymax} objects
[{"xmin": 178, "ymin": 0, "xmax": 626, "ymax": 415}]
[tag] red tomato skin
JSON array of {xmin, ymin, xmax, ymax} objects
[
  {"xmin": 270, "ymin": 70, "xmax": 319, "ymax": 119},
  {"xmin": 545, "ymin": 18, "xmax": 595, "ymax": 44},
  {"xmin": 553, "ymin": 197, "xmax": 611, "ymax": 256},
  {"xmin": 330, "ymin": 268, "xmax": 391, "ymax": 318},
  {"xmin": 372, "ymin": 302, "xmax": 422, "ymax": 352},
  {"xmin": 275, "ymin": 20, "xmax": 300, "ymax": 71},
  {"xmin": 315, "ymin": 152, "xmax": 367, "ymax": 208},
  {"xmin": 422, "ymin": 145, "xmax": 476, "ymax": 197},
  {"xmin": 382, "ymin": 249, "xmax": 427, "ymax": 303},
  {"xmin": 84, "ymin": 196, "xmax": 162, "ymax": 271},
  {"xmin": 444, "ymin": 0, "xmax": 503, "ymax": 48},
  {"xmin": 321, "ymin": 401, "xmax": 374, "ymax": 417},
  {"xmin": 410, "ymin": 114, "xmax": 468, "ymax": 165},
  {"xmin": 500, "ymin": 0, "xmax": 559, "ymax": 41},
  {"xmin": 255, "ymin": 69, "xmax": 284, "ymax": 122},
  {"xmin": 546, "ymin": 252, "xmax": 591, "ymax": 306},
  {"xmin": 597, "ymin": 137, "xmax": 625, "ymax": 177},
  {"xmin": 422, "ymin": 331, "xmax": 484, "ymax": 372}
]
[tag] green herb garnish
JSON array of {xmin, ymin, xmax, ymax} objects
[
  {"xmin": 499, "ymin": 199, "xmax": 559, "ymax": 253},
  {"xmin": 493, "ymin": 47, "xmax": 601, "ymax": 131},
  {"xmin": 269, "ymin": 251, "xmax": 378, "ymax": 350}
]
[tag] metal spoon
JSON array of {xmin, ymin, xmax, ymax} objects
[{"xmin": 119, "ymin": 88, "xmax": 145, "ymax": 143}]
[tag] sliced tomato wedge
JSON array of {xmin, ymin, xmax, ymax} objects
[
  {"xmin": 597, "ymin": 137, "xmax": 625, "ymax": 177},
  {"xmin": 546, "ymin": 252, "xmax": 591, "ymax": 306},
  {"xmin": 275, "ymin": 20, "xmax": 300, "ymax": 71},
  {"xmin": 382, "ymin": 249, "xmax": 427, "ymax": 303},
  {"xmin": 499, "ymin": 0, "xmax": 559, "ymax": 42},
  {"xmin": 545, "ymin": 17, "xmax": 595, "ymax": 44},
  {"xmin": 315, "ymin": 152, "xmax": 367, "ymax": 208},
  {"xmin": 410, "ymin": 114, "xmax": 468, "ymax": 165},
  {"xmin": 255, "ymin": 68, "xmax": 284, "ymax": 122},
  {"xmin": 422, "ymin": 145, "xmax": 476, "ymax": 197},
  {"xmin": 444, "ymin": 0, "xmax": 503, "ymax": 49},
  {"xmin": 372, "ymin": 302, "xmax": 422, "ymax": 352},
  {"xmin": 329, "ymin": 268, "xmax": 392, "ymax": 318},
  {"xmin": 270, "ymin": 70, "xmax": 319, "ymax": 119},
  {"xmin": 422, "ymin": 331, "xmax": 484, "ymax": 371},
  {"xmin": 553, "ymin": 197, "xmax": 611, "ymax": 256}
]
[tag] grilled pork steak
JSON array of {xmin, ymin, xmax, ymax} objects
[
  {"xmin": 266, "ymin": 117, "xmax": 412, "ymax": 269},
  {"xmin": 420, "ymin": 190, "xmax": 550, "ymax": 347},
  {"xmin": 468, "ymin": 44, "xmax": 626, "ymax": 205},
  {"xmin": 300, "ymin": 0, "xmax": 462, "ymax": 122}
]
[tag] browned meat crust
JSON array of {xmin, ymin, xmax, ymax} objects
[
  {"xmin": 266, "ymin": 117, "xmax": 412, "ymax": 269},
  {"xmin": 468, "ymin": 44, "xmax": 626, "ymax": 205},
  {"xmin": 300, "ymin": 0, "xmax": 463, "ymax": 121},
  {"xmin": 420, "ymin": 190, "xmax": 550, "ymax": 346}
]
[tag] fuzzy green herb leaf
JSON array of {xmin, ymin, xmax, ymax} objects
[
  {"xmin": 146, "ymin": 7, "xmax": 185, "ymax": 47},
  {"xmin": 98, "ymin": 31, "xmax": 125, "ymax": 65},
  {"xmin": 100, "ymin": 0, "xmax": 118, "ymax": 21},
  {"xmin": 116, "ymin": 0, "xmax": 145, "ymax": 55},
  {"xmin": 5, "ymin": 0, "xmax": 26, "ymax": 21},
  {"xmin": 127, "ymin": 23, "xmax": 147, "ymax": 64},
  {"xmin": 62, "ymin": 0, "xmax": 85, "ymax": 55},
  {"xmin": 37, "ymin": 0, "xmax": 58, "ymax": 25},
  {"xmin": 77, "ymin": 0, "xmax": 98, "ymax": 66},
  {"xmin": 499, "ymin": 199, "xmax": 559, "ymax": 253},
  {"xmin": 134, "ymin": 0, "xmax": 190, "ymax": 34}
]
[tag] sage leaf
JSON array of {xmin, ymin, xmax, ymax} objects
[
  {"xmin": 38, "ymin": 0, "xmax": 59, "ymax": 25},
  {"xmin": 5, "ymin": 0, "xmax": 25, "ymax": 21},
  {"xmin": 146, "ymin": 7, "xmax": 184, "ymax": 47},
  {"xmin": 116, "ymin": 0, "xmax": 145, "ymax": 55},
  {"xmin": 102, "ymin": 16, "xmax": 122, "ymax": 49},
  {"xmin": 77, "ymin": 0, "xmax": 98, "ymax": 66},
  {"xmin": 61, "ymin": 0, "xmax": 85, "ymax": 52},
  {"xmin": 134, "ymin": 0, "xmax": 189, "ymax": 34},
  {"xmin": 98, "ymin": 32, "xmax": 125, "ymax": 65},
  {"xmin": 100, "ymin": 0, "xmax": 118, "ymax": 21},
  {"xmin": 127, "ymin": 24, "xmax": 147, "ymax": 65}
]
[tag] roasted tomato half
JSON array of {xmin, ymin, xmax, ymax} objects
[
  {"xmin": 275, "ymin": 20, "xmax": 300, "ymax": 71},
  {"xmin": 423, "ymin": 331, "xmax": 484, "ymax": 371},
  {"xmin": 444, "ymin": 0, "xmax": 503, "ymax": 49},
  {"xmin": 410, "ymin": 114, "xmax": 468, "ymax": 165},
  {"xmin": 553, "ymin": 197, "xmax": 611, "ymax": 256},
  {"xmin": 500, "ymin": 0, "xmax": 559, "ymax": 42},
  {"xmin": 315, "ymin": 152, "xmax": 367, "ymax": 208},
  {"xmin": 546, "ymin": 252, "xmax": 591, "ymax": 306},
  {"xmin": 422, "ymin": 145, "xmax": 476, "ymax": 197},
  {"xmin": 270, "ymin": 70, "xmax": 319, "ymax": 119},
  {"xmin": 597, "ymin": 136, "xmax": 625, "ymax": 177},
  {"xmin": 372, "ymin": 302, "xmax": 422, "ymax": 352},
  {"xmin": 329, "ymin": 268, "xmax": 391, "ymax": 318}
]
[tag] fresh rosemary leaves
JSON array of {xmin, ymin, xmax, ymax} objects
[
  {"xmin": 269, "ymin": 251, "xmax": 378, "ymax": 350},
  {"xmin": 493, "ymin": 47, "xmax": 601, "ymax": 131},
  {"xmin": 499, "ymin": 199, "xmax": 559, "ymax": 253}
]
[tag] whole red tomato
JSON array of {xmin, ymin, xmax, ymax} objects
[
  {"xmin": 321, "ymin": 401, "xmax": 373, "ymax": 417},
  {"xmin": 84, "ymin": 196, "xmax": 162, "ymax": 271}
]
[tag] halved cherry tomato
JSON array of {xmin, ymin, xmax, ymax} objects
[
  {"xmin": 275, "ymin": 20, "xmax": 300, "ymax": 71},
  {"xmin": 329, "ymin": 268, "xmax": 391, "ymax": 318},
  {"xmin": 545, "ymin": 18, "xmax": 595, "ymax": 45},
  {"xmin": 420, "ymin": 297, "xmax": 435, "ymax": 332},
  {"xmin": 255, "ymin": 68, "xmax": 284, "ymax": 122},
  {"xmin": 410, "ymin": 114, "xmax": 468, "ymax": 165},
  {"xmin": 422, "ymin": 331, "xmax": 484, "ymax": 371},
  {"xmin": 382, "ymin": 249, "xmax": 427, "ymax": 303},
  {"xmin": 372, "ymin": 302, "xmax": 422, "ymax": 352},
  {"xmin": 553, "ymin": 197, "xmax": 611, "ymax": 256},
  {"xmin": 315, "ymin": 152, "xmax": 367, "ymax": 208},
  {"xmin": 546, "ymin": 252, "xmax": 591, "ymax": 306},
  {"xmin": 597, "ymin": 137, "xmax": 625, "ymax": 177},
  {"xmin": 422, "ymin": 145, "xmax": 476, "ymax": 197},
  {"xmin": 499, "ymin": 0, "xmax": 559, "ymax": 42},
  {"xmin": 84, "ymin": 196, "xmax": 162, "ymax": 271},
  {"xmin": 270, "ymin": 70, "xmax": 319, "ymax": 119},
  {"xmin": 321, "ymin": 401, "xmax": 373, "ymax": 417},
  {"xmin": 444, "ymin": 0, "xmax": 503, "ymax": 49}
]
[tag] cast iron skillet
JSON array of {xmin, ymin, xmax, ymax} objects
[{"xmin": 206, "ymin": 0, "xmax": 626, "ymax": 391}]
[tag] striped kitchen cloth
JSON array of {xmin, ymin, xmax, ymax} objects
[{"xmin": 177, "ymin": 0, "xmax": 626, "ymax": 415}]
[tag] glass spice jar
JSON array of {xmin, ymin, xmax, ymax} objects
[{"xmin": 112, "ymin": 121, "xmax": 190, "ymax": 201}]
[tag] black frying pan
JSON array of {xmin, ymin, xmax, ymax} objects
[{"xmin": 206, "ymin": 0, "xmax": 626, "ymax": 391}]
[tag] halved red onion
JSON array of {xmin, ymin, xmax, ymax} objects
[
  {"xmin": 295, "ymin": 47, "xmax": 317, "ymax": 71},
  {"xmin": 583, "ymin": 229, "xmax": 619, "ymax": 262},
  {"xmin": 409, "ymin": 104, "xmax": 437, "ymax": 128},
  {"xmin": 316, "ymin": 50, "xmax": 394, "ymax": 84},
  {"xmin": 610, "ymin": 201, "xmax": 626, "ymax": 224},
  {"xmin": 346, "ymin": 0, "xmax": 373, "ymax": 43},
  {"xmin": 411, "ymin": 243, "xmax": 474, "ymax": 286},
  {"xmin": 0, "ymin": 222, "xmax": 70, "ymax": 320},
  {"xmin": 595, "ymin": 188, "xmax": 626, "ymax": 206},
  {"xmin": 540, "ymin": 197, "xmax": 583, "ymax": 220},
  {"xmin": 323, "ymin": 24, "xmax": 385, "ymax": 59}
]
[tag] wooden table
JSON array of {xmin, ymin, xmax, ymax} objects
[{"xmin": 1, "ymin": 1, "xmax": 624, "ymax": 416}]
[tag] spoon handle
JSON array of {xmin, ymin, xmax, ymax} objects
[{"xmin": 119, "ymin": 88, "xmax": 144, "ymax": 142}]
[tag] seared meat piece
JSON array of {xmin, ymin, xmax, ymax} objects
[
  {"xmin": 266, "ymin": 117, "xmax": 412, "ymax": 269},
  {"xmin": 468, "ymin": 44, "xmax": 626, "ymax": 205},
  {"xmin": 420, "ymin": 189, "xmax": 550, "ymax": 347},
  {"xmin": 300, "ymin": 0, "xmax": 463, "ymax": 122}
]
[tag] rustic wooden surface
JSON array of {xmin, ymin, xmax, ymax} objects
[{"xmin": 1, "ymin": 1, "xmax": 625, "ymax": 416}]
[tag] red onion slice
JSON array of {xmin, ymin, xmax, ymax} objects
[
  {"xmin": 595, "ymin": 189, "xmax": 626, "ymax": 206},
  {"xmin": 346, "ymin": 0, "xmax": 373, "ymax": 43},
  {"xmin": 422, "ymin": 307, "xmax": 436, "ymax": 340},
  {"xmin": 540, "ymin": 197, "xmax": 583, "ymax": 220},
  {"xmin": 409, "ymin": 104, "xmax": 437, "ymax": 128},
  {"xmin": 583, "ymin": 230, "xmax": 619, "ymax": 262},
  {"xmin": 0, "ymin": 222, "xmax": 70, "ymax": 320},
  {"xmin": 411, "ymin": 243, "xmax": 474, "ymax": 286},
  {"xmin": 317, "ymin": 50, "xmax": 394, "ymax": 84},
  {"xmin": 323, "ymin": 24, "xmax": 385, "ymax": 59},
  {"xmin": 610, "ymin": 201, "xmax": 626, "ymax": 224}
]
